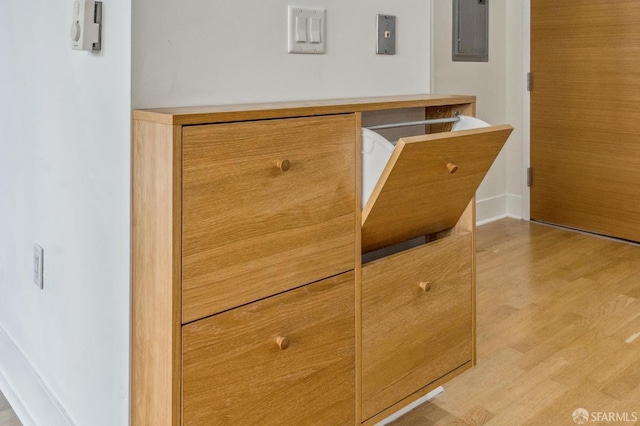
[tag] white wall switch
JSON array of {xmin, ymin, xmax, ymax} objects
[
  {"xmin": 33, "ymin": 244, "xmax": 44, "ymax": 289},
  {"xmin": 71, "ymin": 0, "xmax": 102, "ymax": 51},
  {"xmin": 288, "ymin": 6, "xmax": 326, "ymax": 54}
]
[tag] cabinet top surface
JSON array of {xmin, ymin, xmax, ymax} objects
[{"xmin": 132, "ymin": 94, "xmax": 475, "ymax": 126}]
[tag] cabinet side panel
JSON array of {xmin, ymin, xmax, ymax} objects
[
  {"xmin": 355, "ymin": 112, "xmax": 363, "ymax": 424},
  {"xmin": 454, "ymin": 200, "xmax": 477, "ymax": 365},
  {"xmin": 131, "ymin": 119, "xmax": 182, "ymax": 426}
]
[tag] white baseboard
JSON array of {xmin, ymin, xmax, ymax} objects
[
  {"xmin": 0, "ymin": 325, "xmax": 73, "ymax": 426},
  {"xmin": 506, "ymin": 193, "xmax": 523, "ymax": 220},
  {"xmin": 476, "ymin": 194, "xmax": 523, "ymax": 226},
  {"xmin": 374, "ymin": 386, "xmax": 444, "ymax": 425}
]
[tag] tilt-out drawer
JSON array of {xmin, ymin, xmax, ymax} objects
[
  {"xmin": 362, "ymin": 125, "xmax": 513, "ymax": 253},
  {"xmin": 361, "ymin": 233, "xmax": 473, "ymax": 420},
  {"xmin": 181, "ymin": 115, "xmax": 356, "ymax": 322},
  {"xmin": 182, "ymin": 272, "xmax": 355, "ymax": 425}
]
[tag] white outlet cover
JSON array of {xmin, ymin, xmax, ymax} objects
[
  {"xmin": 33, "ymin": 244, "xmax": 44, "ymax": 289},
  {"xmin": 288, "ymin": 6, "xmax": 326, "ymax": 54}
]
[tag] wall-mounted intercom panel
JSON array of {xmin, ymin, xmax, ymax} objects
[
  {"xmin": 71, "ymin": 0, "xmax": 102, "ymax": 51},
  {"xmin": 376, "ymin": 14, "xmax": 396, "ymax": 55}
]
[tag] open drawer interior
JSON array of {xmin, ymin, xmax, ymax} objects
[{"xmin": 361, "ymin": 124, "xmax": 513, "ymax": 253}]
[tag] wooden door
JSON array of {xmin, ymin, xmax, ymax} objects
[{"xmin": 531, "ymin": 1, "xmax": 640, "ymax": 241}]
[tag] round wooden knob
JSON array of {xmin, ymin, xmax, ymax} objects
[
  {"xmin": 277, "ymin": 160, "xmax": 291, "ymax": 172},
  {"xmin": 446, "ymin": 162, "xmax": 458, "ymax": 174},
  {"xmin": 276, "ymin": 336, "xmax": 290, "ymax": 350},
  {"xmin": 419, "ymin": 281, "xmax": 432, "ymax": 292}
]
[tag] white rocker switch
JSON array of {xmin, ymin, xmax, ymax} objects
[
  {"xmin": 309, "ymin": 17, "xmax": 321, "ymax": 43},
  {"xmin": 295, "ymin": 16, "xmax": 307, "ymax": 43}
]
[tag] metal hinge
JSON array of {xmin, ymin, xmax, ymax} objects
[
  {"xmin": 527, "ymin": 72, "xmax": 532, "ymax": 91},
  {"xmin": 527, "ymin": 167, "xmax": 532, "ymax": 187}
]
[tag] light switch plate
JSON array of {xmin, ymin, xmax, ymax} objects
[
  {"xmin": 376, "ymin": 14, "xmax": 396, "ymax": 55},
  {"xmin": 288, "ymin": 6, "xmax": 326, "ymax": 54}
]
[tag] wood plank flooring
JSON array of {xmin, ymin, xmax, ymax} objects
[
  {"xmin": 0, "ymin": 391, "xmax": 21, "ymax": 426},
  {"xmin": 393, "ymin": 219, "xmax": 640, "ymax": 426}
]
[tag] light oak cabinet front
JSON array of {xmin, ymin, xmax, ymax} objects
[
  {"xmin": 182, "ymin": 115, "xmax": 356, "ymax": 322},
  {"xmin": 361, "ymin": 233, "xmax": 473, "ymax": 419},
  {"xmin": 131, "ymin": 95, "xmax": 510, "ymax": 426},
  {"xmin": 182, "ymin": 272, "xmax": 355, "ymax": 425},
  {"xmin": 132, "ymin": 110, "xmax": 357, "ymax": 426},
  {"xmin": 358, "ymin": 120, "xmax": 511, "ymax": 423}
]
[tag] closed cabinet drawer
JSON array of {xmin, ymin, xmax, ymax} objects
[
  {"xmin": 361, "ymin": 234, "xmax": 473, "ymax": 420},
  {"xmin": 182, "ymin": 272, "xmax": 356, "ymax": 426},
  {"xmin": 182, "ymin": 115, "xmax": 356, "ymax": 322}
]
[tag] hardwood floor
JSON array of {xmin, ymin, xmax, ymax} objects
[
  {"xmin": 0, "ymin": 390, "xmax": 21, "ymax": 426},
  {"xmin": 393, "ymin": 219, "xmax": 640, "ymax": 425}
]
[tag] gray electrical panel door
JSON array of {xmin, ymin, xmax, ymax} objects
[{"xmin": 453, "ymin": 0, "xmax": 489, "ymax": 62}]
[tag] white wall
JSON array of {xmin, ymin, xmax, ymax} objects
[
  {"xmin": 0, "ymin": 0, "xmax": 131, "ymax": 425},
  {"xmin": 132, "ymin": 0, "xmax": 433, "ymax": 108},
  {"xmin": 432, "ymin": 0, "xmax": 527, "ymax": 222},
  {"xmin": 505, "ymin": 1, "xmax": 528, "ymax": 220}
]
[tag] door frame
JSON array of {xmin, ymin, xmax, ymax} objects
[{"xmin": 522, "ymin": 0, "xmax": 531, "ymax": 220}]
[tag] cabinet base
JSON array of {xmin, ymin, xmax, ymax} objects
[{"xmin": 362, "ymin": 361, "xmax": 472, "ymax": 426}]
